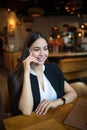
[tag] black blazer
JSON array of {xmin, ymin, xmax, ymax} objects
[{"xmin": 8, "ymin": 63, "xmax": 65, "ymax": 116}]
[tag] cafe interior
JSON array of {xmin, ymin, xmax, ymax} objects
[{"xmin": 0, "ymin": 0, "xmax": 87, "ymax": 130}]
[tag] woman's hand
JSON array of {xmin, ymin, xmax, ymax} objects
[
  {"xmin": 23, "ymin": 53, "xmax": 38, "ymax": 73},
  {"xmin": 35, "ymin": 99, "xmax": 58, "ymax": 115}
]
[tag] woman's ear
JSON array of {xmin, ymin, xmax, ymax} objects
[{"xmin": 29, "ymin": 49, "xmax": 32, "ymax": 55}]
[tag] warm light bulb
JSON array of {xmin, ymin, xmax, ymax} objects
[{"xmin": 78, "ymin": 32, "xmax": 82, "ymax": 37}]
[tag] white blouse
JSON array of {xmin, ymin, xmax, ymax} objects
[{"xmin": 30, "ymin": 65, "xmax": 57, "ymax": 102}]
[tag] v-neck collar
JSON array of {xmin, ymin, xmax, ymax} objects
[{"xmin": 30, "ymin": 65, "xmax": 45, "ymax": 76}]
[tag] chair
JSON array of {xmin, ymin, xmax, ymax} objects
[
  {"xmin": 70, "ymin": 82, "xmax": 87, "ymax": 97},
  {"xmin": 0, "ymin": 86, "xmax": 11, "ymax": 119}
]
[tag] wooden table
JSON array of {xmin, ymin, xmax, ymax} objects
[{"xmin": 3, "ymin": 97, "xmax": 85, "ymax": 130}]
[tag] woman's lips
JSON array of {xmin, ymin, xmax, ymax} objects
[{"xmin": 37, "ymin": 57, "xmax": 45, "ymax": 62}]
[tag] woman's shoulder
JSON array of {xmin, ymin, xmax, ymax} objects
[
  {"xmin": 45, "ymin": 62, "xmax": 57, "ymax": 67},
  {"xmin": 45, "ymin": 62, "xmax": 59, "ymax": 69},
  {"xmin": 44, "ymin": 63, "xmax": 62, "ymax": 73},
  {"xmin": 44, "ymin": 63, "xmax": 64, "ymax": 81}
]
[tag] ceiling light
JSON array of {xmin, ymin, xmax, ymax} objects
[
  {"xmin": 65, "ymin": 0, "xmax": 83, "ymax": 14},
  {"xmin": 28, "ymin": 7, "xmax": 44, "ymax": 17}
]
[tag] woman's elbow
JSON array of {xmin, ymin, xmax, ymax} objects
[
  {"xmin": 19, "ymin": 105, "xmax": 33, "ymax": 116},
  {"xmin": 22, "ymin": 110, "xmax": 32, "ymax": 115}
]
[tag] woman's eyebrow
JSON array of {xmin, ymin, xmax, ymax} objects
[
  {"xmin": 34, "ymin": 46, "xmax": 48, "ymax": 48},
  {"xmin": 34, "ymin": 47, "xmax": 40, "ymax": 49}
]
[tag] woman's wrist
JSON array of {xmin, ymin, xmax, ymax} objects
[
  {"xmin": 61, "ymin": 97, "xmax": 66, "ymax": 105},
  {"xmin": 56, "ymin": 97, "xmax": 66, "ymax": 107}
]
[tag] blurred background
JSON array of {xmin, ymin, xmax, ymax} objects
[{"xmin": 0, "ymin": 0, "xmax": 87, "ymax": 120}]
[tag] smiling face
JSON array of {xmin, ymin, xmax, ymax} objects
[{"xmin": 29, "ymin": 37, "xmax": 49, "ymax": 65}]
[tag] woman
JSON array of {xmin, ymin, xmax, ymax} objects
[{"xmin": 8, "ymin": 31, "xmax": 77, "ymax": 116}]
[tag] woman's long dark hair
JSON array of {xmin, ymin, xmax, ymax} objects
[{"xmin": 8, "ymin": 32, "xmax": 48, "ymax": 110}]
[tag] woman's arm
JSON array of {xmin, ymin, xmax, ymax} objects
[
  {"xmin": 19, "ymin": 54, "xmax": 37, "ymax": 115},
  {"xmin": 61, "ymin": 81, "xmax": 77, "ymax": 104},
  {"xmin": 19, "ymin": 71, "xmax": 34, "ymax": 115},
  {"xmin": 35, "ymin": 81, "xmax": 77, "ymax": 115}
]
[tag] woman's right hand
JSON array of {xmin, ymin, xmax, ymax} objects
[{"xmin": 23, "ymin": 53, "xmax": 38, "ymax": 73}]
